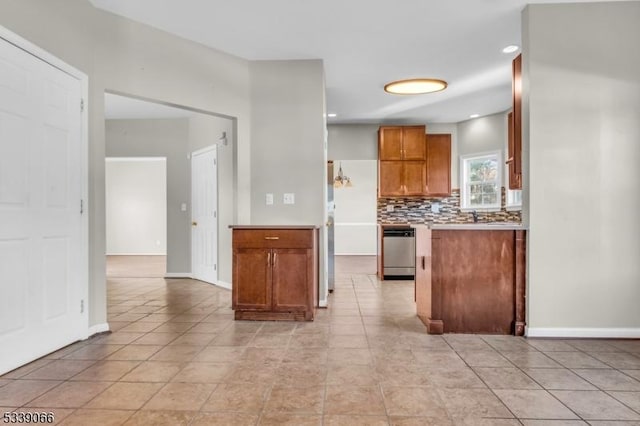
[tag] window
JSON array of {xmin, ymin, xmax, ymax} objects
[
  {"xmin": 506, "ymin": 189, "xmax": 522, "ymax": 210},
  {"xmin": 460, "ymin": 151, "xmax": 502, "ymax": 211}
]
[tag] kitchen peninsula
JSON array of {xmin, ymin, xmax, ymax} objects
[{"xmin": 414, "ymin": 223, "xmax": 526, "ymax": 336}]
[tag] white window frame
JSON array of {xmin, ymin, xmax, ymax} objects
[
  {"xmin": 460, "ymin": 150, "xmax": 502, "ymax": 212},
  {"xmin": 506, "ymin": 189, "xmax": 522, "ymax": 211}
]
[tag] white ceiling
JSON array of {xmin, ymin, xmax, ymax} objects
[{"xmin": 92, "ymin": 0, "xmax": 626, "ymax": 124}]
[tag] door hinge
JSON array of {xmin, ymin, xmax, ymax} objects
[
  {"xmin": 214, "ymin": 264, "xmax": 217, "ymax": 271},
  {"xmin": 214, "ymin": 158, "xmax": 217, "ymax": 166},
  {"xmin": 80, "ymin": 98, "xmax": 84, "ymax": 112},
  {"xmin": 214, "ymin": 211, "xmax": 217, "ymax": 218},
  {"xmin": 80, "ymin": 299, "xmax": 84, "ymax": 313},
  {"xmin": 80, "ymin": 199, "xmax": 84, "ymax": 214}
]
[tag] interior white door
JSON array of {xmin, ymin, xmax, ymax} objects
[
  {"xmin": 0, "ymin": 36, "xmax": 86, "ymax": 375},
  {"xmin": 191, "ymin": 146, "xmax": 218, "ymax": 284}
]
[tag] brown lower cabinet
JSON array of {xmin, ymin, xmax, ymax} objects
[
  {"xmin": 415, "ymin": 226, "xmax": 526, "ymax": 335},
  {"xmin": 231, "ymin": 226, "xmax": 318, "ymax": 321}
]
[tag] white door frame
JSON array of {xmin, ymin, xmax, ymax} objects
[
  {"xmin": 0, "ymin": 26, "xmax": 90, "ymax": 349},
  {"xmin": 191, "ymin": 144, "xmax": 218, "ymax": 284}
]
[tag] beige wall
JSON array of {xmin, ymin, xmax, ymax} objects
[
  {"xmin": 523, "ymin": 2, "xmax": 640, "ymax": 336},
  {"xmin": 249, "ymin": 59, "xmax": 328, "ymax": 301},
  {"xmin": 0, "ymin": 0, "xmax": 250, "ymax": 327}
]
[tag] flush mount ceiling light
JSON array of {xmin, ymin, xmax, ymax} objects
[
  {"xmin": 327, "ymin": 113, "xmax": 337, "ymax": 118},
  {"xmin": 384, "ymin": 78, "xmax": 447, "ymax": 95},
  {"xmin": 469, "ymin": 114, "xmax": 480, "ymax": 118},
  {"xmin": 502, "ymin": 45, "xmax": 519, "ymax": 53}
]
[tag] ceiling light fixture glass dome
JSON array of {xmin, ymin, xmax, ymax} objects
[{"xmin": 384, "ymin": 78, "xmax": 447, "ymax": 95}]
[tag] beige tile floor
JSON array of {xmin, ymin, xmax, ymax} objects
[{"xmin": 1, "ymin": 256, "xmax": 640, "ymax": 425}]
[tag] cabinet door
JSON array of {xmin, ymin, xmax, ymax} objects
[
  {"xmin": 507, "ymin": 113, "xmax": 521, "ymax": 189},
  {"xmin": 271, "ymin": 248, "xmax": 311, "ymax": 312},
  {"xmin": 232, "ymin": 248, "xmax": 271, "ymax": 311},
  {"xmin": 510, "ymin": 54, "xmax": 522, "ymax": 189},
  {"xmin": 402, "ymin": 126, "xmax": 426, "ymax": 160},
  {"xmin": 403, "ymin": 161, "xmax": 426, "ymax": 195},
  {"xmin": 379, "ymin": 127, "xmax": 403, "ymax": 160},
  {"xmin": 425, "ymin": 134, "xmax": 451, "ymax": 196},
  {"xmin": 379, "ymin": 161, "xmax": 404, "ymax": 196}
]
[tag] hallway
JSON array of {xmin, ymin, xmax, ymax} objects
[{"xmin": 1, "ymin": 258, "xmax": 640, "ymax": 425}]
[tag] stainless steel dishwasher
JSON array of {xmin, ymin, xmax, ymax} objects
[{"xmin": 383, "ymin": 228, "xmax": 415, "ymax": 280}]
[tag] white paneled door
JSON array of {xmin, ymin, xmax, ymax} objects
[
  {"xmin": 191, "ymin": 146, "xmax": 218, "ymax": 284},
  {"xmin": 0, "ymin": 32, "xmax": 87, "ymax": 375}
]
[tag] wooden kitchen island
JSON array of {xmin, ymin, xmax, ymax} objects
[{"xmin": 414, "ymin": 224, "xmax": 526, "ymax": 335}]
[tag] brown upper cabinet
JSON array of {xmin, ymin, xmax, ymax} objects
[
  {"xmin": 378, "ymin": 125, "xmax": 427, "ymax": 197},
  {"xmin": 378, "ymin": 125, "xmax": 451, "ymax": 198},
  {"xmin": 508, "ymin": 54, "xmax": 523, "ymax": 190},
  {"xmin": 379, "ymin": 126, "xmax": 426, "ymax": 161},
  {"xmin": 425, "ymin": 134, "xmax": 451, "ymax": 197}
]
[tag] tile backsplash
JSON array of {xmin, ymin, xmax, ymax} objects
[{"xmin": 378, "ymin": 188, "xmax": 522, "ymax": 224}]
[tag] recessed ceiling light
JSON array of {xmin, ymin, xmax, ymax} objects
[
  {"xmin": 502, "ymin": 45, "xmax": 519, "ymax": 54},
  {"xmin": 327, "ymin": 113, "xmax": 337, "ymax": 118},
  {"xmin": 469, "ymin": 114, "xmax": 480, "ymax": 118},
  {"xmin": 384, "ymin": 78, "xmax": 447, "ymax": 95}
]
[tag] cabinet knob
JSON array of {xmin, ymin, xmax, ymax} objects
[{"xmin": 191, "ymin": 221, "xmax": 198, "ymax": 227}]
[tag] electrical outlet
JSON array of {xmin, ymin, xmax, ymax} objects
[
  {"xmin": 283, "ymin": 193, "xmax": 295, "ymax": 205},
  {"xmin": 266, "ymin": 193, "xmax": 274, "ymax": 205},
  {"xmin": 431, "ymin": 202, "xmax": 441, "ymax": 214},
  {"xmin": 386, "ymin": 205, "xmax": 394, "ymax": 212}
]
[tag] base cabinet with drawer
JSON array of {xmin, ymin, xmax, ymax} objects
[{"xmin": 231, "ymin": 226, "xmax": 319, "ymax": 321}]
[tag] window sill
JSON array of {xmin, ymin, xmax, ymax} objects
[
  {"xmin": 459, "ymin": 207, "xmax": 501, "ymax": 213},
  {"xmin": 506, "ymin": 205, "xmax": 522, "ymax": 212}
]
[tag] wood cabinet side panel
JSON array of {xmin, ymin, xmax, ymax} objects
[
  {"xmin": 512, "ymin": 54, "xmax": 523, "ymax": 185},
  {"xmin": 433, "ymin": 230, "xmax": 516, "ymax": 334},
  {"xmin": 415, "ymin": 227, "xmax": 432, "ymax": 327},
  {"xmin": 514, "ymin": 230, "xmax": 526, "ymax": 336},
  {"xmin": 425, "ymin": 134, "xmax": 452, "ymax": 196}
]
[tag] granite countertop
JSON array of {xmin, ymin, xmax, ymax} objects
[
  {"xmin": 229, "ymin": 225, "xmax": 320, "ymax": 229},
  {"xmin": 411, "ymin": 223, "xmax": 526, "ymax": 230}
]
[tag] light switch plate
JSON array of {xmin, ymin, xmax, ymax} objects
[
  {"xmin": 431, "ymin": 202, "xmax": 441, "ymax": 214},
  {"xmin": 180, "ymin": 203, "xmax": 187, "ymax": 212},
  {"xmin": 283, "ymin": 193, "xmax": 295, "ymax": 204},
  {"xmin": 266, "ymin": 193, "xmax": 274, "ymax": 205}
]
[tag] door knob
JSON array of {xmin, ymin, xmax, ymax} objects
[{"xmin": 192, "ymin": 221, "xmax": 198, "ymax": 226}]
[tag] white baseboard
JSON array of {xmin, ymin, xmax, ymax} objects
[
  {"xmin": 214, "ymin": 280, "xmax": 231, "ymax": 290},
  {"xmin": 526, "ymin": 327, "xmax": 640, "ymax": 338},
  {"xmin": 164, "ymin": 272, "xmax": 193, "ymax": 279},
  {"xmin": 87, "ymin": 323, "xmax": 110, "ymax": 338},
  {"xmin": 106, "ymin": 253, "xmax": 166, "ymax": 256},
  {"xmin": 335, "ymin": 253, "xmax": 377, "ymax": 256}
]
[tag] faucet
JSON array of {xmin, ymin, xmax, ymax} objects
[{"xmin": 471, "ymin": 210, "xmax": 479, "ymax": 223}]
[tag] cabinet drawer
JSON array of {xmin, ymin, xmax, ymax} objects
[{"xmin": 233, "ymin": 229, "xmax": 315, "ymax": 249}]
